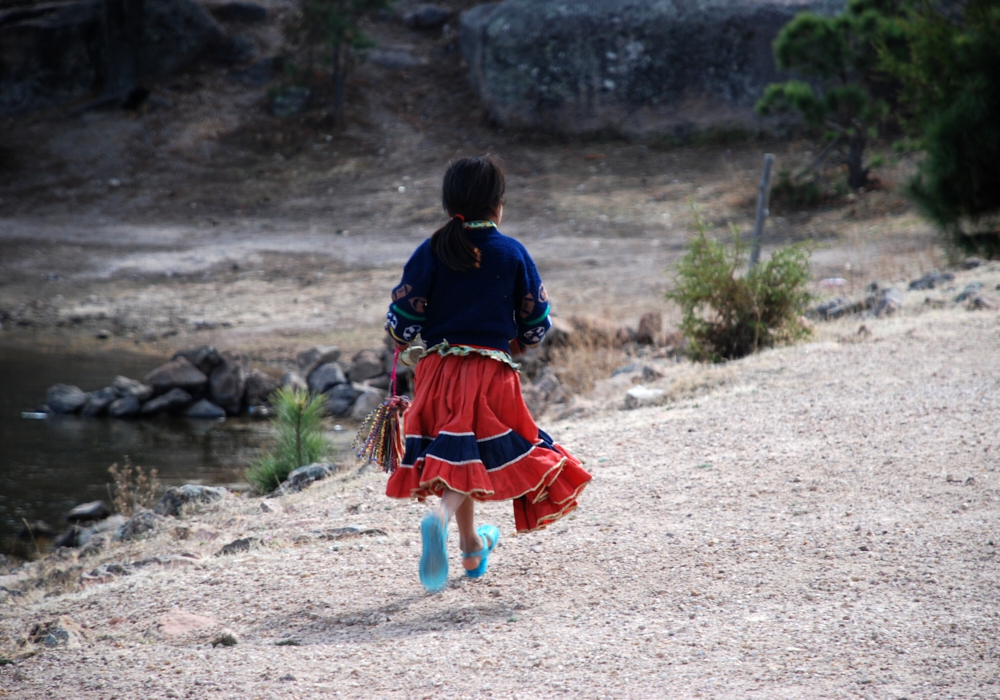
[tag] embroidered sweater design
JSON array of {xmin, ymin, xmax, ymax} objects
[{"xmin": 386, "ymin": 224, "xmax": 552, "ymax": 353}]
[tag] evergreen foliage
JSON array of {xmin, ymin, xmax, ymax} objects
[
  {"xmin": 245, "ymin": 388, "xmax": 329, "ymax": 493},
  {"xmin": 757, "ymin": 0, "xmax": 908, "ymax": 189},
  {"xmin": 880, "ymin": 0, "xmax": 1000, "ymax": 249},
  {"xmin": 285, "ymin": 0, "xmax": 396, "ymax": 123},
  {"xmin": 666, "ymin": 204, "xmax": 813, "ymax": 363}
]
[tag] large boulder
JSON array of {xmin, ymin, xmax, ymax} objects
[
  {"xmin": 80, "ymin": 386, "xmax": 118, "ymax": 417},
  {"xmin": 140, "ymin": 387, "xmax": 193, "ymax": 415},
  {"xmin": 155, "ymin": 484, "xmax": 228, "ymax": 516},
  {"xmin": 173, "ymin": 346, "xmax": 223, "ymax": 375},
  {"xmin": 244, "ymin": 369, "xmax": 279, "ymax": 406},
  {"xmin": 144, "ymin": 357, "xmax": 208, "ymax": 395},
  {"xmin": 108, "ymin": 395, "xmax": 141, "ymax": 418},
  {"xmin": 350, "ymin": 386, "xmax": 386, "ymax": 420},
  {"xmin": 308, "ymin": 362, "xmax": 347, "ymax": 394},
  {"xmin": 45, "ymin": 384, "xmax": 89, "ymax": 414},
  {"xmin": 296, "ymin": 345, "xmax": 341, "ymax": 380},
  {"xmin": 459, "ymin": 0, "xmax": 843, "ymax": 136},
  {"xmin": 324, "ymin": 382, "xmax": 364, "ymax": 417},
  {"xmin": 347, "ymin": 349, "xmax": 384, "ymax": 383},
  {"xmin": 0, "ymin": 0, "xmax": 224, "ymax": 115},
  {"xmin": 111, "ymin": 375, "xmax": 154, "ymax": 402},
  {"xmin": 182, "ymin": 398, "xmax": 227, "ymax": 419},
  {"xmin": 208, "ymin": 354, "xmax": 247, "ymax": 415}
]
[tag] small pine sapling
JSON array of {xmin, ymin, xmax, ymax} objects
[{"xmin": 245, "ymin": 387, "xmax": 329, "ymax": 493}]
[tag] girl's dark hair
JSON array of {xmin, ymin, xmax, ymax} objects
[{"xmin": 430, "ymin": 155, "xmax": 506, "ymax": 272}]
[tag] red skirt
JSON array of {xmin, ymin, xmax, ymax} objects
[{"xmin": 385, "ymin": 351, "xmax": 591, "ymax": 533}]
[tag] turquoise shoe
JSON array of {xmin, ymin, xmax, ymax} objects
[
  {"xmin": 419, "ymin": 512, "xmax": 449, "ymax": 593},
  {"xmin": 462, "ymin": 525, "xmax": 500, "ymax": 579}
]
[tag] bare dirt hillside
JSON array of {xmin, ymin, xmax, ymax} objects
[
  {"xmin": 0, "ymin": 0, "xmax": 945, "ymax": 364},
  {"xmin": 1, "ymin": 307, "xmax": 998, "ymax": 698}
]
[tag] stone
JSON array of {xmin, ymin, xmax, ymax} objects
[
  {"xmin": 641, "ymin": 365, "xmax": 665, "ymax": 382},
  {"xmin": 555, "ymin": 397, "xmax": 596, "ymax": 421},
  {"xmin": 270, "ymin": 86, "xmax": 309, "ymax": 117},
  {"xmin": 403, "ymin": 4, "xmax": 450, "ymax": 28},
  {"xmin": 212, "ymin": 630, "xmax": 239, "ymax": 647},
  {"xmin": 115, "ymin": 510, "xmax": 164, "ymax": 541},
  {"xmin": 80, "ymin": 387, "xmax": 118, "ymax": 417},
  {"xmin": 280, "ymin": 371, "xmax": 308, "ymax": 393},
  {"xmin": 140, "ymin": 387, "xmax": 193, "ymax": 415},
  {"xmin": 182, "ymin": 398, "xmax": 226, "ymax": 419},
  {"xmin": 324, "ymin": 382, "xmax": 363, "ymax": 416},
  {"xmin": 17, "ymin": 519, "xmax": 55, "ymax": 541},
  {"xmin": 45, "ymin": 384, "xmax": 89, "ymax": 414},
  {"xmin": 144, "ymin": 357, "xmax": 208, "ymax": 395},
  {"xmin": 207, "ymin": 1, "xmax": 268, "ymax": 23},
  {"xmin": 209, "ymin": 355, "xmax": 247, "ymax": 414},
  {"xmin": 309, "ymin": 362, "xmax": 347, "ymax": 394},
  {"xmin": 908, "ymin": 270, "xmax": 954, "ymax": 290},
  {"xmin": 157, "ymin": 610, "xmax": 218, "ymax": 638},
  {"xmin": 963, "ymin": 257, "xmax": 984, "ymax": 270},
  {"xmin": 968, "ymin": 294, "xmax": 998, "ymax": 310},
  {"xmin": 108, "ymin": 395, "xmax": 141, "ymax": 418},
  {"xmin": 0, "ymin": 0, "xmax": 223, "ymax": 115},
  {"xmin": 273, "ymin": 463, "xmax": 337, "ymax": 495},
  {"xmin": 260, "ymin": 500, "xmax": 283, "ymax": 514},
  {"xmin": 955, "ymin": 282, "xmax": 983, "ymax": 302},
  {"xmin": 625, "ymin": 385, "xmax": 666, "ymax": 409},
  {"xmin": 245, "ymin": 370, "xmax": 280, "ymax": 406},
  {"xmin": 459, "ymin": 0, "xmax": 843, "ymax": 137},
  {"xmin": 296, "ymin": 345, "xmax": 342, "ymax": 379},
  {"xmin": 810, "ymin": 297, "xmax": 865, "ymax": 320},
  {"xmin": 111, "ymin": 376, "xmax": 154, "ymax": 402},
  {"xmin": 173, "ymin": 346, "xmax": 222, "ymax": 374},
  {"xmin": 871, "ymin": 287, "xmax": 903, "ymax": 317},
  {"xmin": 155, "ymin": 484, "xmax": 228, "ymax": 517},
  {"xmin": 215, "ymin": 34, "xmax": 257, "ymax": 65},
  {"xmin": 350, "ymin": 386, "xmax": 387, "ymax": 420},
  {"xmin": 347, "ymin": 349, "xmax": 384, "ymax": 383},
  {"xmin": 533, "ymin": 370, "xmax": 569, "ymax": 403},
  {"xmin": 636, "ymin": 311, "xmax": 663, "ymax": 345},
  {"xmin": 544, "ymin": 316, "xmax": 575, "ymax": 347},
  {"xmin": 217, "ymin": 537, "xmax": 258, "ymax": 555},
  {"xmin": 368, "ymin": 49, "xmax": 427, "ymax": 69},
  {"xmin": 28, "ymin": 617, "xmax": 85, "ymax": 648},
  {"xmin": 64, "ymin": 500, "xmax": 110, "ymax": 523}
]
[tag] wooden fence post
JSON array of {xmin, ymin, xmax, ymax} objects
[{"xmin": 749, "ymin": 153, "xmax": 775, "ymax": 269}]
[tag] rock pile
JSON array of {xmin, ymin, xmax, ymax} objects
[{"xmin": 39, "ymin": 346, "xmax": 279, "ymax": 419}]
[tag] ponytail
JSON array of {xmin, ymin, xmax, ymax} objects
[
  {"xmin": 431, "ymin": 216, "xmax": 481, "ymax": 272},
  {"xmin": 432, "ymin": 155, "xmax": 506, "ymax": 272}
]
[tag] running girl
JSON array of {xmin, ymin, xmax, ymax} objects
[{"xmin": 384, "ymin": 155, "xmax": 592, "ymax": 592}]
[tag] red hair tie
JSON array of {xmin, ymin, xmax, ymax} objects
[{"xmin": 453, "ymin": 214, "xmax": 465, "ymax": 222}]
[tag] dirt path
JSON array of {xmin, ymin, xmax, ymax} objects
[{"xmin": 1, "ymin": 307, "xmax": 997, "ymax": 698}]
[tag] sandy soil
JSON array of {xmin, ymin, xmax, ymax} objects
[{"xmin": 1, "ymin": 305, "xmax": 998, "ymax": 699}]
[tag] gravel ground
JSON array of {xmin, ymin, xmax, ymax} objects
[{"xmin": 1, "ymin": 305, "xmax": 998, "ymax": 699}]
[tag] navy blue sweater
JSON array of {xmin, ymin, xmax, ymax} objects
[{"xmin": 386, "ymin": 224, "xmax": 551, "ymax": 353}]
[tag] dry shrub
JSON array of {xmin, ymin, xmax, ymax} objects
[
  {"xmin": 107, "ymin": 457, "xmax": 160, "ymax": 516},
  {"xmin": 546, "ymin": 334, "xmax": 631, "ymax": 394}
]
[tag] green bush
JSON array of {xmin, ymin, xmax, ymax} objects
[
  {"xmin": 245, "ymin": 388, "xmax": 329, "ymax": 493},
  {"xmin": 666, "ymin": 203, "xmax": 813, "ymax": 362},
  {"xmin": 878, "ymin": 0, "xmax": 1000, "ymax": 251},
  {"xmin": 770, "ymin": 169, "xmax": 823, "ymax": 209}
]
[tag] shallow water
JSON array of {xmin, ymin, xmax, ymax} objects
[{"xmin": 0, "ymin": 344, "xmax": 276, "ymax": 553}]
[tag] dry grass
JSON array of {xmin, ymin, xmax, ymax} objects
[
  {"xmin": 547, "ymin": 337, "xmax": 633, "ymax": 394},
  {"xmin": 107, "ymin": 458, "xmax": 160, "ymax": 517}
]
